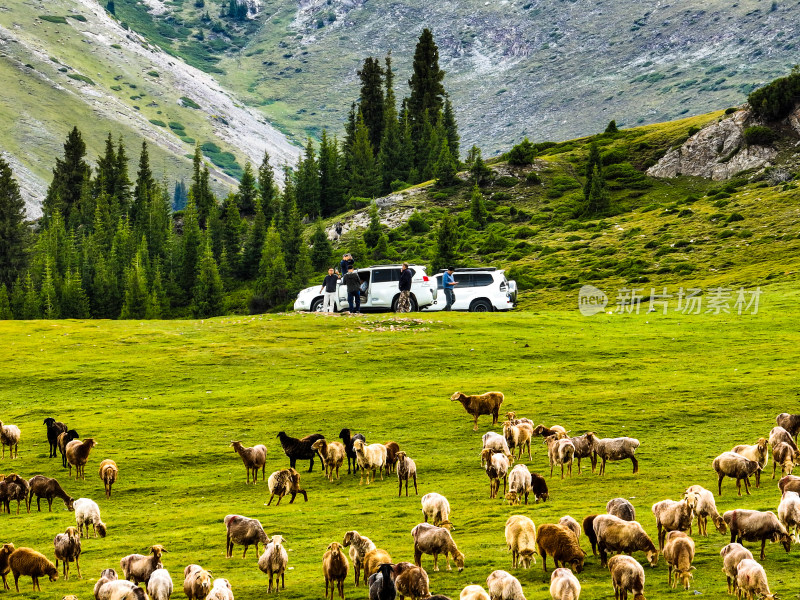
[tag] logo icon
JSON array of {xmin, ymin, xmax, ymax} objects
[{"xmin": 578, "ymin": 285, "xmax": 608, "ymax": 316}]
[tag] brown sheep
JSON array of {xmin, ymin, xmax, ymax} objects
[
  {"xmin": 662, "ymin": 531, "xmax": 695, "ymax": 590},
  {"xmin": 266, "ymin": 468, "xmax": 307, "ymax": 506},
  {"xmin": 450, "ymin": 391, "xmax": 504, "ymax": 431},
  {"xmin": 65, "ymin": 439, "xmax": 96, "ymax": 480},
  {"xmin": 311, "ymin": 439, "xmax": 346, "ymax": 482},
  {"xmin": 593, "ymin": 514, "xmax": 658, "ymax": 568},
  {"xmin": 53, "ymin": 527, "xmax": 81, "ymax": 580},
  {"xmin": 731, "ymin": 439, "xmax": 768, "ymax": 487},
  {"xmin": 395, "ymin": 565, "xmax": 430, "ymax": 600},
  {"xmin": 57, "ymin": 430, "xmax": 79, "ymax": 469},
  {"xmin": 322, "ymin": 542, "xmax": 349, "ymax": 600},
  {"xmin": 98, "ymin": 459, "xmax": 118, "ymax": 499},
  {"xmin": 535, "ymin": 524, "xmax": 585, "ymax": 574},
  {"xmin": 779, "ymin": 474, "xmax": 800, "ymax": 495},
  {"xmin": 772, "ymin": 441, "xmax": 800, "ymax": 478},
  {"xmin": 184, "ymin": 564, "xmax": 212, "ymax": 600},
  {"xmin": 608, "ymin": 555, "xmax": 646, "ymax": 600},
  {"xmin": 0, "ymin": 543, "xmax": 14, "ymax": 590},
  {"xmin": 8, "ymin": 547, "xmax": 58, "ymax": 592},
  {"xmin": 362, "ymin": 548, "xmax": 392, "ymax": 586},
  {"xmin": 411, "ymin": 523, "xmax": 465, "ymax": 572},
  {"xmin": 230, "ymin": 441, "xmax": 267, "ymax": 484},
  {"xmin": 776, "ymin": 413, "xmax": 800, "ymax": 441},
  {"xmin": 712, "ymin": 452, "xmax": 759, "ymax": 496},
  {"xmin": 26, "ymin": 475, "xmax": 74, "ymax": 512},
  {"xmin": 385, "ymin": 441, "xmax": 401, "ymax": 474}
]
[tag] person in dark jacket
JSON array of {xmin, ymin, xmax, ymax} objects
[
  {"xmin": 319, "ymin": 267, "xmax": 339, "ymax": 312},
  {"xmin": 341, "ymin": 265, "xmax": 362, "ymax": 313},
  {"xmin": 396, "ymin": 263, "xmax": 413, "ymax": 312},
  {"xmin": 339, "ymin": 253, "xmax": 354, "ymax": 277}
]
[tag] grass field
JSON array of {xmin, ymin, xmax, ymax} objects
[{"xmin": 1, "ymin": 283, "xmax": 800, "ymax": 599}]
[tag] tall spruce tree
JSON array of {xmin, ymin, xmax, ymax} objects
[
  {"xmin": 442, "ymin": 95, "xmax": 460, "ymax": 163},
  {"xmin": 91, "ymin": 255, "xmax": 119, "ymax": 318},
  {"xmin": 295, "ymin": 139, "xmax": 321, "ymax": 218},
  {"xmin": 280, "ymin": 192, "xmax": 302, "ymax": 272},
  {"xmin": 257, "ymin": 151, "xmax": 278, "ymax": 225},
  {"xmin": 470, "ymin": 184, "xmax": 488, "ymax": 228},
  {"xmin": 113, "ymin": 136, "xmax": 132, "ymax": 217},
  {"xmin": 21, "ymin": 271, "xmax": 40, "ymax": 319},
  {"xmin": 0, "ymin": 284, "xmax": 11, "ymax": 319},
  {"xmin": 190, "ymin": 146, "xmax": 214, "ymax": 227},
  {"xmin": 256, "ymin": 226, "xmax": 288, "ymax": 308},
  {"xmin": 241, "ymin": 197, "xmax": 266, "ymax": 279},
  {"xmin": 192, "ymin": 238, "xmax": 224, "ymax": 318},
  {"xmin": 222, "ymin": 193, "xmax": 243, "ymax": 274},
  {"xmin": 309, "ymin": 221, "xmax": 333, "ymax": 270},
  {"xmin": 236, "ymin": 161, "xmax": 258, "ymax": 217},
  {"xmin": 378, "ymin": 52, "xmax": 409, "ymax": 191},
  {"xmin": 95, "ymin": 134, "xmax": 117, "ymax": 199},
  {"xmin": 358, "ymin": 57, "xmax": 385, "ymax": 152},
  {"xmin": 179, "ymin": 194, "xmax": 202, "ymax": 300},
  {"xmin": 349, "ymin": 112, "xmax": 381, "ymax": 199},
  {"xmin": 0, "ymin": 155, "xmax": 29, "ymax": 289},
  {"xmin": 583, "ymin": 142, "xmax": 602, "ymax": 202},
  {"xmin": 318, "ymin": 130, "xmax": 344, "ymax": 216},
  {"xmin": 41, "ymin": 259, "xmax": 59, "ymax": 319},
  {"xmin": 363, "ymin": 201, "xmax": 382, "ymax": 248},
  {"xmin": 433, "ymin": 212, "xmax": 459, "ymax": 271},
  {"xmin": 43, "ymin": 126, "xmax": 91, "ymax": 227},
  {"xmin": 433, "ymin": 139, "xmax": 457, "ymax": 187},
  {"xmin": 60, "ymin": 268, "xmax": 89, "ymax": 318},
  {"xmin": 585, "ymin": 165, "xmax": 609, "ymax": 216},
  {"xmin": 407, "ymin": 29, "xmax": 446, "ymax": 170},
  {"xmin": 120, "ymin": 251, "xmax": 149, "ymax": 319},
  {"xmin": 131, "ymin": 141, "xmax": 155, "ymax": 231},
  {"xmin": 147, "ymin": 264, "xmax": 168, "ymax": 318}
]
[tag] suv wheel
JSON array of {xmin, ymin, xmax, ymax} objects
[
  {"xmin": 469, "ymin": 299, "xmax": 493, "ymax": 313},
  {"xmin": 391, "ymin": 295, "xmax": 419, "ymax": 312},
  {"xmin": 310, "ymin": 297, "xmax": 324, "ymax": 312}
]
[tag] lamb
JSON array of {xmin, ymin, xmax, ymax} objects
[
  {"xmin": 353, "ymin": 440, "xmax": 388, "ymax": 485},
  {"xmin": 778, "ymin": 490, "xmax": 800, "ymax": 542},
  {"xmin": 385, "ymin": 441, "xmax": 401, "ymax": 474},
  {"xmin": 183, "ymin": 565, "xmax": 212, "ymax": 600},
  {"xmin": 651, "ymin": 499, "xmax": 693, "ymax": 549},
  {"xmin": 276, "ymin": 431, "xmax": 324, "ymax": 472},
  {"xmin": 338, "ymin": 428, "xmax": 366, "ymax": 475},
  {"xmin": 558, "ymin": 516, "xmax": 581, "ymax": 543},
  {"xmin": 44, "ymin": 418, "xmax": 68, "ymax": 458},
  {"xmin": 411, "ymin": 522, "xmax": 465, "ymax": 572},
  {"xmin": 421, "ymin": 493, "xmax": 452, "ymax": 529},
  {"xmin": 146, "ymin": 568, "xmax": 173, "ymax": 600},
  {"xmin": 485, "ymin": 570, "xmax": 525, "ymax": 600},
  {"xmin": 505, "ymin": 464, "xmax": 533, "ymax": 505},
  {"xmin": 224, "ymin": 514, "xmax": 269, "ymax": 558},
  {"xmin": 536, "ymin": 524, "xmax": 585, "ymax": 573},
  {"xmin": 776, "ymin": 412, "xmax": 800, "ymax": 441},
  {"xmin": 482, "ymin": 432, "xmax": 512, "ymax": 460},
  {"xmin": 99, "ymin": 459, "xmax": 118, "ymax": 498},
  {"xmin": 342, "ymin": 531, "xmax": 375, "ymax": 587},
  {"xmin": 778, "ymin": 474, "xmax": 800, "ymax": 495},
  {"xmin": 460, "ymin": 585, "xmax": 490, "ymax": 600},
  {"xmin": 593, "ymin": 514, "xmax": 658, "ymax": 568},
  {"xmin": 53, "ymin": 526, "xmax": 81, "ymax": 580},
  {"xmin": 395, "ymin": 565, "xmax": 430, "ymax": 600},
  {"xmin": 769, "ymin": 426, "xmax": 798, "ymax": 452},
  {"xmin": 94, "ymin": 568, "xmax": 119, "ymax": 599},
  {"xmin": 367, "ymin": 562, "xmax": 395, "ymax": 600},
  {"xmin": 0, "ymin": 422, "xmax": 20, "ymax": 459},
  {"xmin": 58, "ymin": 429, "xmax": 79, "ymax": 468},
  {"xmin": 735, "ymin": 559, "xmax": 774, "ymax": 600},
  {"xmin": 607, "ymin": 498, "xmax": 636, "ymax": 521},
  {"xmin": 532, "ymin": 425, "xmax": 568, "ymax": 439},
  {"xmin": 732, "ymin": 438, "xmax": 768, "ymax": 487},
  {"xmin": 503, "ymin": 421, "xmax": 532, "ymax": 461},
  {"xmin": 266, "ymin": 468, "xmax": 307, "ymax": 505},
  {"xmin": 74, "ymin": 498, "xmax": 107, "ymax": 538},
  {"xmin": 8, "ymin": 547, "xmax": 58, "ymax": 592},
  {"xmin": 230, "ymin": 440, "xmax": 267, "ymax": 484},
  {"xmin": 662, "ymin": 531, "xmax": 694, "ymax": 590},
  {"xmin": 720, "ymin": 543, "xmax": 753, "ymax": 596},
  {"xmin": 713, "ymin": 451, "xmax": 759, "ymax": 496},
  {"xmin": 323, "ymin": 542, "xmax": 349, "ymax": 600},
  {"xmin": 450, "ymin": 391, "xmax": 504, "ymax": 431},
  {"xmin": 482, "ymin": 449, "xmax": 510, "ymax": 499},
  {"xmin": 582, "ymin": 515, "xmax": 598, "ymax": 556},
  {"xmin": 586, "ymin": 434, "xmax": 640, "ymax": 475},
  {"xmin": 362, "ymin": 549, "xmax": 392, "ymax": 586},
  {"xmin": 772, "ymin": 441, "xmax": 800, "ymax": 478},
  {"xmin": 311, "ymin": 439, "xmax": 346, "ymax": 482},
  {"xmin": 206, "ymin": 578, "xmax": 234, "ymax": 600},
  {"xmin": 683, "ymin": 485, "xmax": 727, "ymax": 536},
  {"xmin": 723, "ymin": 509, "xmax": 792, "ymax": 560},
  {"xmin": 567, "ymin": 433, "xmax": 596, "ymax": 474},
  {"xmin": 66, "ymin": 438, "xmax": 97, "ymax": 480},
  {"xmin": 0, "ymin": 543, "xmax": 14, "ymax": 590},
  {"xmin": 549, "ymin": 568, "xmax": 581, "ymax": 600},
  {"xmin": 530, "ymin": 472, "xmax": 549, "ymax": 502},
  {"xmin": 607, "ymin": 555, "xmax": 646, "ymax": 600},
  {"xmin": 396, "ymin": 451, "xmax": 418, "ymax": 497},
  {"xmin": 504, "ymin": 515, "xmax": 537, "ymax": 568},
  {"xmin": 258, "ymin": 535, "xmax": 288, "ymax": 593},
  {"xmin": 27, "ymin": 475, "xmax": 74, "ymax": 512},
  {"xmin": 121, "ymin": 545, "xmax": 166, "ymax": 585}
]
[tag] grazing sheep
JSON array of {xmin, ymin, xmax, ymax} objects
[
  {"xmin": 532, "ymin": 425, "xmax": 568, "ymax": 439},
  {"xmin": 276, "ymin": 431, "xmax": 324, "ymax": 472},
  {"xmin": 732, "ymin": 439, "xmax": 768, "ymax": 487},
  {"xmin": 486, "ymin": 570, "xmax": 525, "ymax": 600},
  {"xmin": 607, "ymin": 498, "xmax": 636, "ymax": 522},
  {"xmin": 723, "ymin": 509, "xmax": 791, "ymax": 560},
  {"xmin": 362, "ymin": 548, "xmax": 392, "ymax": 586},
  {"xmin": 323, "ymin": 542, "xmax": 349, "ymax": 600},
  {"xmin": 567, "ymin": 433, "xmax": 596, "ymax": 474},
  {"xmin": 0, "ymin": 422, "xmax": 20, "ymax": 459},
  {"xmin": 778, "ymin": 474, "xmax": 800, "ymax": 495},
  {"xmin": 385, "ymin": 442, "xmax": 401, "ymax": 474},
  {"xmin": 530, "ymin": 472, "xmax": 549, "ymax": 503},
  {"xmin": 93, "ymin": 568, "xmax": 118, "ymax": 598},
  {"xmin": 482, "ymin": 449, "xmax": 511, "ymax": 499},
  {"xmin": 720, "ymin": 543, "xmax": 753, "ymax": 596},
  {"xmin": 460, "ymin": 585, "xmax": 490, "ymax": 600},
  {"xmin": 482, "ymin": 432, "xmax": 512, "ymax": 460},
  {"xmin": 27, "ymin": 475, "xmax": 74, "ymax": 512},
  {"xmin": 58, "ymin": 429, "xmax": 79, "ymax": 469},
  {"xmin": 558, "ymin": 517, "xmax": 580, "ymax": 543},
  {"xmin": 120, "ymin": 545, "xmax": 166, "ymax": 585},
  {"xmin": 450, "ymin": 391, "xmax": 504, "ymax": 431},
  {"xmin": 536, "ymin": 524, "xmax": 585, "ymax": 574},
  {"xmin": 411, "ymin": 523, "xmax": 465, "ymax": 572},
  {"xmin": 54, "ymin": 526, "xmax": 82, "ymax": 580},
  {"xmin": 183, "ymin": 565, "xmax": 212, "ymax": 600},
  {"xmin": 769, "ymin": 426, "xmax": 798, "ymax": 452},
  {"xmin": 395, "ymin": 565, "xmax": 430, "ymax": 600},
  {"xmin": 207, "ymin": 578, "xmax": 234, "ymax": 600},
  {"xmin": 99, "ymin": 459, "xmax": 118, "ymax": 499},
  {"xmin": 368, "ymin": 563, "xmax": 395, "ymax": 600},
  {"xmin": 772, "ymin": 441, "xmax": 800, "ymax": 478},
  {"xmin": 582, "ymin": 515, "xmax": 598, "ymax": 556},
  {"xmin": 505, "ymin": 464, "xmax": 533, "ymax": 505},
  {"xmin": 43, "ymin": 418, "xmax": 68, "ymax": 458},
  {"xmin": 396, "ymin": 451, "xmax": 418, "ymax": 497},
  {"xmin": 230, "ymin": 441, "xmax": 267, "ymax": 484},
  {"xmin": 74, "ymin": 498, "xmax": 107, "ymax": 538},
  {"xmin": 778, "ymin": 490, "xmax": 800, "ymax": 542},
  {"xmin": 259, "ymin": 535, "xmax": 288, "ymax": 593},
  {"xmin": 266, "ymin": 468, "xmax": 307, "ymax": 505},
  {"xmin": 99, "ymin": 579, "xmax": 147, "ymax": 600},
  {"xmin": 549, "ymin": 568, "xmax": 581, "ymax": 600},
  {"xmin": 593, "ymin": 514, "xmax": 658, "ymax": 568},
  {"xmin": 504, "ymin": 515, "xmax": 537, "ymax": 568},
  {"xmin": 0, "ymin": 543, "xmax": 14, "ymax": 591},
  {"xmin": 713, "ymin": 452, "xmax": 759, "ymax": 496},
  {"xmin": 342, "ymin": 531, "xmax": 375, "ymax": 587},
  {"xmin": 651, "ymin": 499, "xmax": 693, "ymax": 549},
  {"xmin": 776, "ymin": 413, "xmax": 800, "ymax": 441},
  {"xmin": 224, "ymin": 514, "xmax": 268, "ymax": 558},
  {"xmin": 503, "ymin": 422, "xmax": 532, "ymax": 461},
  {"xmin": 338, "ymin": 429, "xmax": 366, "ymax": 475},
  {"xmin": 421, "ymin": 493, "xmax": 452, "ymax": 529},
  {"xmin": 587, "ymin": 434, "xmax": 640, "ymax": 475},
  {"xmin": 662, "ymin": 531, "xmax": 694, "ymax": 590},
  {"xmin": 8, "ymin": 547, "xmax": 58, "ymax": 592},
  {"xmin": 607, "ymin": 555, "xmax": 645, "ymax": 600},
  {"xmin": 545, "ymin": 436, "xmax": 575, "ymax": 479},
  {"xmin": 683, "ymin": 485, "xmax": 727, "ymax": 536},
  {"xmin": 735, "ymin": 559, "xmax": 774, "ymax": 600},
  {"xmin": 66, "ymin": 438, "xmax": 97, "ymax": 480},
  {"xmin": 146, "ymin": 568, "xmax": 173, "ymax": 600},
  {"xmin": 353, "ymin": 440, "xmax": 388, "ymax": 485},
  {"xmin": 311, "ymin": 439, "xmax": 346, "ymax": 482}
]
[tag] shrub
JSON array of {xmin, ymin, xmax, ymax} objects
[
  {"xmin": 526, "ymin": 171, "xmax": 542, "ymax": 184},
  {"xmin": 147, "ymin": 70, "xmax": 159, "ymax": 77},
  {"xmin": 39, "ymin": 15, "xmax": 68, "ymax": 23},
  {"xmin": 390, "ymin": 180, "xmax": 411, "ymax": 192},
  {"xmin": 179, "ymin": 136, "xmax": 196, "ymax": 144},
  {"xmin": 201, "ymin": 141, "xmax": 221, "ymax": 154},
  {"xmin": 495, "ymin": 175, "xmax": 518, "ymax": 188},
  {"xmin": 725, "ymin": 107, "xmax": 738, "ymax": 114},
  {"xmin": 601, "ymin": 149, "xmax": 627, "ymax": 166},
  {"xmin": 719, "ymin": 229, "xmax": 736, "ymax": 238},
  {"xmin": 110, "ymin": 85, "xmax": 122, "ymax": 91},
  {"xmin": 687, "ymin": 125, "xmax": 701, "ymax": 136},
  {"xmin": 726, "ymin": 212, "xmax": 745, "ymax": 223},
  {"xmin": 743, "ymin": 125, "xmax": 777, "ymax": 145},
  {"xmin": 748, "ymin": 67, "xmax": 800, "ymax": 120},
  {"xmin": 149, "ymin": 119, "xmax": 167, "ymax": 127},
  {"xmin": 180, "ymin": 96, "xmax": 201, "ymax": 109},
  {"xmin": 67, "ymin": 73, "xmax": 95, "ymax": 85},
  {"xmin": 67, "ymin": 14, "xmax": 87, "ymax": 21},
  {"xmin": 492, "ymin": 192, "xmax": 511, "ymax": 201},
  {"xmin": 407, "ymin": 211, "xmax": 429, "ymax": 233},
  {"xmin": 169, "ymin": 121, "xmax": 185, "ymax": 130},
  {"xmin": 507, "ymin": 137, "xmax": 536, "ymax": 165}
]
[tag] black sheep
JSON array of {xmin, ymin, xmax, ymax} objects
[
  {"xmin": 530, "ymin": 472, "xmax": 549, "ymax": 502},
  {"xmin": 338, "ymin": 428, "xmax": 366, "ymax": 475},
  {"xmin": 368, "ymin": 563, "xmax": 395, "ymax": 600},
  {"xmin": 277, "ymin": 432, "xmax": 325, "ymax": 472},
  {"xmin": 58, "ymin": 430, "xmax": 79, "ymax": 469},
  {"xmin": 43, "ymin": 418, "xmax": 68, "ymax": 459}
]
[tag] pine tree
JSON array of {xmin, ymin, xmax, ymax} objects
[
  {"xmin": 236, "ymin": 161, "xmax": 258, "ymax": 217},
  {"xmin": 120, "ymin": 252, "xmax": 149, "ymax": 319},
  {"xmin": 21, "ymin": 272, "xmax": 40, "ymax": 319},
  {"xmin": 583, "ymin": 142, "xmax": 602, "ymax": 202},
  {"xmin": 257, "ymin": 151, "xmax": 278, "ymax": 225},
  {"xmin": 372, "ymin": 232, "xmax": 390, "ymax": 260},
  {"xmin": 255, "ymin": 226, "xmax": 288, "ymax": 308},
  {"xmin": 280, "ymin": 193, "xmax": 302, "ymax": 272},
  {"xmin": 349, "ymin": 111, "xmax": 381, "ymax": 199},
  {"xmin": 442, "ymin": 95, "xmax": 460, "ymax": 163},
  {"xmin": 10, "ymin": 276, "xmax": 24, "ymax": 318},
  {"xmin": 0, "ymin": 284, "xmax": 12, "ymax": 319},
  {"xmin": 351, "ymin": 234, "xmax": 369, "ymax": 267},
  {"xmin": 470, "ymin": 184, "xmax": 488, "ymax": 228},
  {"xmin": 433, "ymin": 212, "xmax": 458, "ymax": 271},
  {"xmin": 147, "ymin": 264, "xmax": 168, "ymax": 318},
  {"xmin": 0, "ymin": 155, "xmax": 29, "ymax": 289},
  {"xmin": 190, "ymin": 146, "xmax": 213, "ymax": 227},
  {"xmin": 241, "ymin": 197, "xmax": 266, "ymax": 279},
  {"xmin": 433, "ymin": 139, "xmax": 458, "ymax": 187},
  {"xmin": 319, "ymin": 131, "xmax": 344, "ymax": 216},
  {"xmin": 43, "ymin": 126, "xmax": 91, "ymax": 227},
  {"xmin": 290, "ymin": 241, "xmax": 312, "ymax": 295},
  {"xmin": 585, "ymin": 165, "xmax": 610, "ymax": 216},
  {"xmin": 295, "ymin": 139, "xmax": 321, "ymax": 218},
  {"xmin": 309, "ymin": 221, "xmax": 333, "ymax": 270},
  {"xmin": 113, "ymin": 136, "xmax": 132, "ymax": 218},
  {"xmin": 173, "ymin": 178, "xmax": 188, "ymax": 211},
  {"xmin": 206, "ymin": 201, "xmax": 224, "ymax": 263},
  {"xmin": 60, "ymin": 268, "xmax": 89, "ymax": 318},
  {"xmin": 358, "ymin": 57, "xmax": 385, "ymax": 152},
  {"xmin": 41, "ymin": 259, "xmax": 59, "ymax": 319},
  {"xmin": 363, "ymin": 202, "xmax": 382, "ymax": 248},
  {"xmin": 378, "ymin": 52, "xmax": 409, "ymax": 192},
  {"xmin": 91, "ymin": 255, "xmax": 119, "ymax": 318},
  {"xmin": 508, "ymin": 137, "xmax": 536, "ymax": 166},
  {"xmin": 342, "ymin": 102, "xmax": 358, "ymax": 173},
  {"xmin": 192, "ymin": 238, "xmax": 224, "ymax": 318},
  {"xmin": 605, "ymin": 120, "xmax": 619, "ymax": 134},
  {"xmin": 179, "ymin": 194, "xmax": 202, "ymax": 300},
  {"xmin": 95, "ymin": 133, "xmax": 117, "ymax": 199},
  {"xmin": 222, "ymin": 193, "xmax": 243, "ymax": 274},
  {"xmin": 130, "ymin": 141, "xmax": 154, "ymax": 230},
  {"xmin": 468, "ymin": 146, "xmax": 492, "ymax": 184},
  {"xmin": 146, "ymin": 181, "xmax": 173, "ymax": 263},
  {"xmin": 407, "ymin": 29, "xmax": 446, "ymax": 166}
]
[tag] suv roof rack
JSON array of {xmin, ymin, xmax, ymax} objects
[
  {"xmin": 437, "ymin": 267, "xmax": 498, "ymax": 273},
  {"xmin": 367, "ymin": 264, "xmax": 424, "ymax": 268}
]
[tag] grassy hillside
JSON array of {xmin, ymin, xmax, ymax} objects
[{"xmin": 1, "ymin": 286, "xmax": 799, "ymax": 599}]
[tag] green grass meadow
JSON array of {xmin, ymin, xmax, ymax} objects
[{"xmin": 1, "ymin": 284, "xmax": 800, "ymax": 599}]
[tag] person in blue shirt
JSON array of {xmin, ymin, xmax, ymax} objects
[{"xmin": 442, "ymin": 266, "xmax": 458, "ymax": 311}]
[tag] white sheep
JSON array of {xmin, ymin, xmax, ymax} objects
[
  {"xmin": 683, "ymin": 485, "xmax": 727, "ymax": 536},
  {"xmin": 482, "ymin": 432, "xmax": 512, "ymax": 460},
  {"xmin": 352, "ymin": 440, "xmax": 387, "ymax": 485},
  {"xmin": 503, "ymin": 422, "xmax": 533, "ymax": 461},
  {"xmin": 719, "ymin": 543, "xmax": 753, "ymax": 596},
  {"xmin": 258, "ymin": 534, "xmax": 288, "ymax": 593},
  {"xmin": 549, "ymin": 567, "xmax": 581, "ymax": 600},
  {"xmin": 482, "ymin": 449, "xmax": 511, "ymax": 499},
  {"xmin": 735, "ymin": 559, "xmax": 774, "ymax": 600},
  {"xmin": 505, "ymin": 464, "xmax": 533, "ymax": 505},
  {"xmin": 558, "ymin": 516, "xmax": 581, "ymax": 543},
  {"xmin": 74, "ymin": 498, "xmax": 107, "ymax": 538},
  {"xmin": 778, "ymin": 490, "xmax": 800, "ymax": 542},
  {"xmin": 206, "ymin": 578, "xmax": 234, "ymax": 600},
  {"xmin": 732, "ymin": 439, "xmax": 768, "ymax": 487},
  {"xmin": 545, "ymin": 436, "xmax": 575, "ymax": 479},
  {"xmin": 421, "ymin": 493, "xmax": 452, "ymax": 528},
  {"xmin": 97, "ymin": 579, "xmax": 147, "ymax": 600},
  {"xmin": 146, "ymin": 568, "xmax": 173, "ymax": 600},
  {"xmin": 0, "ymin": 422, "xmax": 20, "ymax": 459},
  {"xmin": 183, "ymin": 564, "xmax": 212, "ymax": 600},
  {"xmin": 342, "ymin": 531, "xmax": 375, "ymax": 587},
  {"xmin": 504, "ymin": 515, "xmax": 537, "ymax": 568},
  {"xmin": 460, "ymin": 585, "xmax": 491, "ymax": 600},
  {"xmin": 486, "ymin": 570, "xmax": 526, "ymax": 600},
  {"xmin": 120, "ymin": 545, "xmax": 167, "ymax": 585}
]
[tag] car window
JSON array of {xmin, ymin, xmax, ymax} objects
[
  {"xmin": 454, "ymin": 274, "xmax": 473, "ymax": 287},
  {"xmin": 473, "ymin": 274, "xmax": 493, "ymax": 287},
  {"xmin": 371, "ymin": 269, "xmax": 393, "ymax": 283},
  {"xmin": 389, "ymin": 268, "xmax": 404, "ymax": 282},
  {"xmin": 436, "ymin": 274, "xmax": 443, "ymax": 289}
]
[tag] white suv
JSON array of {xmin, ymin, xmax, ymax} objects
[
  {"xmin": 424, "ymin": 268, "xmax": 517, "ymax": 312},
  {"xmin": 293, "ymin": 264, "xmax": 437, "ymax": 313}
]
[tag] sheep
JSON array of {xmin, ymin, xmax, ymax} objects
[
  {"xmin": 207, "ymin": 578, "xmax": 234, "ymax": 600},
  {"xmin": 385, "ymin": 441, "xmax": 401, "ymax": 474},
  {"xmin": 0, "ymin": 422, "xmax": 20, "ymax": 459},
  {"xmin": 732, "ymin": 438, "xmax": 768, "ymax": 487},
  {"xmin": 74, "ymin": 498, "xmax": 107, "ymax": 538},
  {"xmin": 363, "ymin": 548, "xmax": 392, "ymax": 586},
  {"xmin": 338, "ymin": 428, "xmax": 366, "ymax": 475},
  {"xmin": 58, "ymin": 429, "xmax": 79, "ymax": 468},
  {"xmin": 683, "ymin": 485, "xmax": 727, "ymax": 536},
  {"xmin": 98, "ymin": 579, "xmax": 147, "ymax": 600},
  {"xmin": 485, "ymin": 570, "xmax": 525, "ymax": 600},
  {"xmin": 367, "ymin": 563, "xmax": 395, "ymax": 600},
  {"xmin": 776, "ymin": 412, "xmax": 800, "ymax": 441},
  {"xmin": 662, "ymin": 531, "xmax": 694, "ymax": 590},
  {"xmin": 421, "ymin": 493, "xmax": 452, "ymax": 529},
  {"xmin": 545, "ymin": 436, "xmax": 575, "ymax": 479},
  {"xmin": 503, "ymin": 421, "xmax": 532, "ymax": 461},
  {"xmin": 395, "ymin": 565, "xmax": 430, "ymax": 600},
  {"xmin": 536, "ymin": 524, "xmax": 585, "ymax": 574},
  {"xmin": 146, "ymin": 568, "xmax": 173, "ymax": 600},
  {"xmin": 586, "ymin": 434, "xmax": 639, "ymax": 475},
  {"xmin": 266, "ymin": 468, "xmax": 307, "ymax": 505},
  {"xmin": 549, "ymin": 568, "xmax": 581, "ymax": 600},
  {"xmin": 276, "ymin": 431, "xmax": 324, "ymax": 472},
  {"xmin": 567, "ymin": 433, "xmax": 596, "ymax": 474},
  {"xmin": 607, "ymin": 498, "xmax": 636, "ymax": 521},
  {"xmin": 482, "ymin": 449, "xmax": 511, "ymax": 499},
  {"xmin": 99, "ymin": 459, "xmax": 118, "ymax": 499},
  {"xmin": 1, "ymin": 475, "xmax": 28, "ymax": 514},
  {"xmin": 66, "ymin": 438, "xmax": 97, "ymax": 480},
  {"xmin": 769, "ymin": 426, "xmax": 798, "ymax": 452},
  {"xmin": 505, "ymin": 464, "xmax": 533, "ymax": 505},
  {"xmin": 120, "ymin": 545, "xmax": 166, "ymax": 585},
  {"xmin": 720, "ymin": 543, "xmax": 753, "ymax": 596},
  {"xmin": 54, "ymin": 526, "xmax": 82, "ymax": 580},
  {"xmin": 450, "ymin": 391, "xmax": 504, "ymax": 431},
  {"xmin": 593, "ymin": 514, "xmax": 658, "ymax": 568},
  {"xmin": 735, "ymin": 559, "xmax": 774, "ymax": 600},
  {"xmin": 460, "ymin": 585, "xmax": 490, "ymax": 600},
  {"xmin": 532, "ymin": 425, "xmax": 568, "ymax": 439},
  {"xmin": 8, "ymin": 547, "xmax": 58, "ymax": 592},
  {"xmin": 411, "ymin": 522, "xmax": 465, "ymax": 572},
  {"xmin": 396, "ymin": 451, "xmax": 418, "ymax": 496},
  {"xmin": 311, "ymin": 439, "xmax": 346, "ymax": 482},
  {"xmin": 713, "ymin": 452, "xmax": 759, "ymax": 496},
  {"xmin": 504, "ymin": 515, "xmax": 537, "ymax": 568},
  {"xmin": 778, "ymin": 490, "xmax": 800, "ymax": 542},
  {"xmin": 44, "ymin": 418, "xmax": 68, "ymax": 458},
  {"xmin": 582, "ymin": 515, "xmax": 598, "ymax": 556},
  {"xmin": 342, "ymin": 531, "xmax": 375, "ymax": 587},
  {"xmin": 323, "ymin": 542, "xmax": 349, "ymax": 600},
  {"xmin": 651, "ymin": 499, "xmax": 693, "ymax": 549},
  {"xmin": 530, "ymin": 472, "xmax": 549, "ymax": 503},
  {"xmin": 607, "ymin": 555, "xmax": 646, "ymax": 600},
  {"xmin": 183, "ymin": 565, "xmax": 212, "ymax": 600},
  {"xmin": 778, "ymin": 474, "xmax": 800, "ymax": 495},
  {"xmin": 558, "ymin": 516, "xmax": 580, "ymax": 543},
  {"xmin": 723, "ymin": 509, "xmax": 792, "ymax": 560},
  {"xmin": 353, "ymin": 440, "xmax": 388, "ymax": 485},
  {"xmin": 0, "ymin": 543, "xmax": 14, "ymax": 590},
  {"xmin": 94, "ymin": 568, "xmax": 118, "ymax": 598},
  {"xmin": 482, "ymin": 432, "xmax": 512, "ymax": 460},
  {"xmin": 258, "ymin": 535, "xmax": 288, "ymax": 593},
  {"xmin": 230, "ymin": 440, "xmax": 267, "ymax": 484},
  {"xmin": 224, "ymin": 514, "xmax": 269, "ymax": 558},
  {"xmin": 772, "ymin": 441, "xmax": 800, "ymax": 478},
  {"xmin": 27, "ymin": 475, "xmax": 74, "ymax": 512}
]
